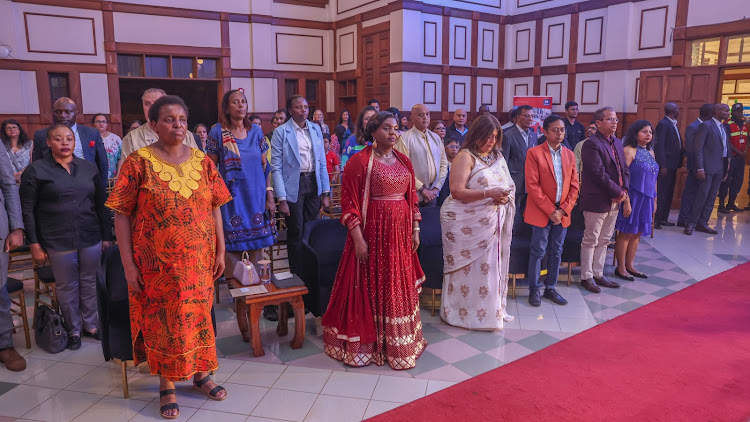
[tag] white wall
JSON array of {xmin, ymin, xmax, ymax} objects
[
  {"xmin": 113, "ymin": 13, "xmax": 222, "ymax": 48},
  {"xmin": 0, "ymin": 70, "xmax": 39, "ymax": 114},
  {"xmin": 80, "ymin": 73, "xmax": 110, "ymax": 114}
]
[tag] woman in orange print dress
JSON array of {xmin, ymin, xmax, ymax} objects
[
  {"xmin": 106, "ymin": 96, "xmax": 232, "ymax": 420},
  {"xmin": 321, "ymin": 111, "xmax": 426, "ymax": 370}
]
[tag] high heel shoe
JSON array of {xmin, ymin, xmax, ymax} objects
[{"xmin": 614, "ymin": 269, "xmax": 634, "ymax": 281}]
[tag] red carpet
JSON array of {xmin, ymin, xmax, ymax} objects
[{"xmin": 370, "ymin": 263, "xmax": 750, "ymax": 422}]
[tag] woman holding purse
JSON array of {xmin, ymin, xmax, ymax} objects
[{"xmin": 614, "ymin": 120, "xmax": 658, "ymax": 281}]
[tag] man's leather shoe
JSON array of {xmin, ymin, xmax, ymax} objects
[
  {"xmin": 729, "ymin": 204, "xmax": 743, "ymax": 212},
  {"xmin": 676, "ymin": 221, "xmax": 686, "ymax": 227},
  {"xmin": 543, "ymin": 288, "xmax": 568, "ymax": 305},
  {"xmin": 581, "ymin": 279, "xmax": 601, "ymax": 293},
  {"xmin": 661, "ymin": 220, "xmax": 675, "ymax": 227},
  {"xmin": 718, "ymin": 205, "xmax": 730, "ymax": 214},
  {"xmin": 653, "ymin": 222, "xmax": 662, "ymax": 230},
  {"xmin": 695, "ymin": 225, "xmax": 718, "ymax": 235},
  {"xmin": 594, "ymin": 276, "xmax": 620, "ymax": 288},
  {"xmin": 0, "ymin": 347, "xmax": 26, "ymax": 372},
  {"xmin": 528, "ymin": 290, "xmax": 541, "ymax": 307},
  {"xmin": 684, "ymin": 225, "xmax": 694, "ymax": 235},
  {"xmin": 67, "ymin": 336, "xmax": 81, "ymax": 351}
]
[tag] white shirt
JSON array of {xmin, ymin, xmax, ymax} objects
[
  {"xmin": 549, "ymin": 144, "xmax": 564, "ymax": 203},
  {"xmin": 712, "ymin": 117, "xmax": 727, "ymax": 157},
  {"xmin": 70, "ymin": 123, "xmax": 84, "ymax": 159},
  {"xmin": 666, "ymin": 116, "xmax": 682, "ymax": 146},
  {"xmin": 292, "ymin": 119, "xmax": 314, "ymax": 172}
]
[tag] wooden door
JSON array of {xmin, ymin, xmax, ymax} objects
[
  {"xmin": 362, "ymin": 30, "xmax": 390, "ymax": 110},
  {"xmin": 637, "ymin": 67, "xmax": 720, "ymax": 209}
]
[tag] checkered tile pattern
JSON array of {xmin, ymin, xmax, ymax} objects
[{"xmin": 1, "ymin": 209, "xmax": 747, "ymax": 421}]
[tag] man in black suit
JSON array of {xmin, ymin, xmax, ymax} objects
[
  {"xmin": 677, "ymin": 104, "xmax": 715, "ymax": 227},
  {"xmin": 32, "ymin": 97, "xmax": 108, "ymax": 183},
  {"xmin": 684, "ymin": 103, "xmax": 730, "ymax": 235},
  {"xmin": 501, "ymin": 104, "xmax": 538, "ymax": 224},
  {"xmin": 653, "ymin": 102, "xmax": 683, "ymax": 229}
]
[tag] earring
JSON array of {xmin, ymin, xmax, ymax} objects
[{"xmin": 372, "ymin": 140, "xmax": 378, "ymax": 148}]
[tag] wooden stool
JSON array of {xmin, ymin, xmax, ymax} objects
[{"xmin": 230, "ymin": 278, "xmax": 307, "ymax": 357}]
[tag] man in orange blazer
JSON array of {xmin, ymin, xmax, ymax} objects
[{"xmin": 525, "ymin": 115, "xmax": 580, "ymax": 307}]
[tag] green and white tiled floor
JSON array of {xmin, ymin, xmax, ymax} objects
[{"xmin": 1, "ymin": 208, "xmax": 748, "ymax": 422}]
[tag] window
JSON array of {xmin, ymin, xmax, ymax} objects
[
  {"xmin": 689, "ymin": 38, "xmax": 720, "ymax": 66},
  {"xmin": 306, "ymin": 80, "xmax": 319, "ymax": 103},
  {"xmin": 172, "ymin": 57, "xmax": 194, "ymax": 78},
  {"xmin": 145, "ymin": 56, "xmax": 169, "ymax": 78},
  {"xmin": 117, "ymin": 54, "xmax": 143, "ymax": 77},
  {"xmin": 197, "ymin": 58, "xmax": 217, "ymax": 79},
  {"xmin": 727, "ymin": 34, "xmax": 750, "ymax": 64},
  {"xmin": 285, "ymin": 79, "xmax": 299, "ymax": 104},
  {"xmin": 48, "ymin": 73, "xmax": 69, "ymax": 102}
]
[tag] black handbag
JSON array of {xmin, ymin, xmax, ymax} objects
[{"xmin": 34, "ymin": 304, "xmax": 68, "ymax": 354}]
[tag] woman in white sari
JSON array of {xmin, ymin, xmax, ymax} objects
[{"xmin": 440, "ymin": 115, "xmax": 515, "ymax": 330}]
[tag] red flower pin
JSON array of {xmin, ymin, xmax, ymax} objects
[{"xmin": 89, "ymin": 140, "xmax": 95, "ymax": 147}]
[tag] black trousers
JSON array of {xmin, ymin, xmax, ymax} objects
[
  {"xmin": 655, "ymin": 168, "xmax": 677, "ymax": 223},
  {"xmin": 286, "ymin": 173, "xmax": 320, "ymax": 275},
  {"xmin": 718, "ymin": 155, "xmax": 745, "ymax": 202}
]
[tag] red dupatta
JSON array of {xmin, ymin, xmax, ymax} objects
[{"xmin": 321, "ymin": 146, "xmax": 421, "ymax": 344}]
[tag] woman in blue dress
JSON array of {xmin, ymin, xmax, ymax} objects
[
  {"xmin": 614, "ymin": 120, "xmax": 658, "ymax": 281},
  {"xmin": 341, "ymin": 106, "xmax": 377, "ymax": 169},
  {"xmin": 207, "ymin": 90, "xmax": 276, "ymax": 275}
]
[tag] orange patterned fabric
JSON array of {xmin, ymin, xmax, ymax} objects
[{"xmin": 105, "ymin": 147, "xmax": 231, "ymax": 381}]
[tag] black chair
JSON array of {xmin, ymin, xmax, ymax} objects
[
  {"xmin": 298, "ymin": 218, "xmax": 348, "ymax": 317},
  {"xmin": 417, "ymin": 206, "xmax": 443, "ymax": 316},
  {"xmin": 508, "ymin": 218, "xmax": 533, "ymax": 299},
  {"xmin": 97, "ymin": 245, "xmax": 133, "ymax": 398},
  {"xmin": 561, "ymin": 205, "xmax": 586, "ymax": 285}
]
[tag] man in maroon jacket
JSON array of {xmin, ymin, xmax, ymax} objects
[{"xmin": 579, "ymin": 107, "xmax": 630, "ymax": 293}]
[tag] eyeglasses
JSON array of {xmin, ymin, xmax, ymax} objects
[
  {"xmin": 446, "ymin": 145, "xmax": 460, "ymax": 150},
  {"xmin": 547, "ymin": 128, "xmax": 565, "ymax": 134},
  {"xmin": 94, "ymin": 120, "xmax": 107, "ymax": 124},
  {"xmin": 600, "ymin": 118, "xmax": 619, "ymax": 123}
]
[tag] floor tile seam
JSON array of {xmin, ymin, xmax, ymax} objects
[
  {"xmin": 19, "ymin": 387, "xmax": 105, "ymax": 422},
  {"xmin": 219, "ymin": 380, "xmax": 273, "ymax": 417}
]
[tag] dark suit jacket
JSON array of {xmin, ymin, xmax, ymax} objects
[
  {"xmin": 501, "ymin": 124, "xmax": 537, "ymax": 196},
  {"xmin": 684, "ymin": 119, "xmax": 702, "ymax": 172},
  {"xmin": 653, "ymin": 116, "xmax": 683, "ymax": 170},
  {"xmin": 579, "ymin": 132, "xmax": 630, "ymax": 213},
  {"xmin": 693, "ymin": 119, "xmax": 726, "ymax": 175},
  {"xmin": 445, "ymin": 123, "xmax": 468, "ymax": 145},
  {"xmin": 32, "ymin": 124, "xmax": 108, "ymax": 182},
  {"xmin": 0, "ymin": 144, "xmax": 24, "ymax": 241}
]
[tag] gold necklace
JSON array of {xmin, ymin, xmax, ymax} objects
[{"xmin": 373, "ymin": 148, "xmax": 394, "ymax": 159}]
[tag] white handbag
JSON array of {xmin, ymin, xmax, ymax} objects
[{"xmin": 232, "ymin": 251, "xmax": 261, "ymax": 286}]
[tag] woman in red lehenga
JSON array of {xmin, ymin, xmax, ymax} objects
[{"xmin": 322, "ymin": 111, "xmax": 427, "ymax": 370}]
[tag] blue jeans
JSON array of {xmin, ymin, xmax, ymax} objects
[{"xmin": 527, "ymin": 221, "xmax": 567, "ymax": 293}]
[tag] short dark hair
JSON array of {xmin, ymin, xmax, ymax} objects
[
  {"xmin": 699, "ymin": 104, "xmax": 715, "ymax": 120},
  {"xmin": 274, "ymin": 108, "xmax": 287, "ymax": 116},
  {"xmin": 444, "ymin": 137, "xmax": 459, "ymax": 147},
  {"xmin": 461, "ymin": 115, "xmax": 502, "ymax": 155},
  {"xmin": 91, "ymin": 113, "xmax": 107, "ymax": 124},
  {"xmin": 543, "ymin": 114, "xmax": 564, "ymax": 130},
  {"xmin": 594, "ymin": 106, "xmax": 616, "ymax": 122},
  {"xmin": 517, "ymin": 105, "xmax": 533, "ymax": 115},
  {"xmin": 249, "ymin": 114, "xmax": 261, "ymax": 123},
  {"xmin": 623, "ymin": 120, "xmax": 654, "ymax": 150},
  {"xmin": 148, "ymin": 95, "xmax": 188, "ymax": 124},
  {"xmin": 220, "ymin": 90, "xmax": 251, "ymax": 130},
  {"xmin": 286, "ymin": 95, "xmax": 306, "ymax": 113},
  {"xmin": 322, "ymin": 133, "xmax": 331, "ymax": 141},
  {"xmin": 565, "ymin": 101, "xmax": 578, "ymax": 110},
  {"xmin": 363, "ymin": 111, "xmax": 395, "ymax": 143},
  {"xmin": 46, "ymin": 123, "xmax": 74, "ymax": 140},
  {"xmin": 334, "ymin": 124, "xmax": 347, "ymax": 139},
  {"xmin": 0, "ymin": 119, "xmax": 30, "ymax": 148},
  {"xmin": 367, "ymin": 99, "xmax": 380, "ymax": 106}
]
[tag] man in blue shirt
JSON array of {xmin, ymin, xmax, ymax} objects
[{"xmin": 445, "ymin": 108, "xmax": 469, "ymax": 145}]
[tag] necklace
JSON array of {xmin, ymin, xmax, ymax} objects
[
  {"xmin": 477, "ymin": 150, "xmax": 496, "ymax": 165},
  {"xmin": 373, "ymin": 148, "xmax": 394, "ymax": 159}
]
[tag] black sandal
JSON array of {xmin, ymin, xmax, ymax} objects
[
  {"xmin": 193, "ymin": 375, "xmax": 227, "ymax": 401},
  {"xmin": 159, "ymin": 389, "xmax": 179, "ymax": 420}
]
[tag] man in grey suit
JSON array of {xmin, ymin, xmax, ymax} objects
[
  {"xmin": 501, "ymin": 104, "xmax": 538, "ymax": 225},
  {"xmin": 677, "ymin": 104, "xmax": 715, "ymax": 227},
  {"xmin": 684, "ymin": 103, "xmax": 730, "ymax": 235},
  {"xmin": 0, "ymin": 146, "xmax": 26, "ymax": 372}
]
